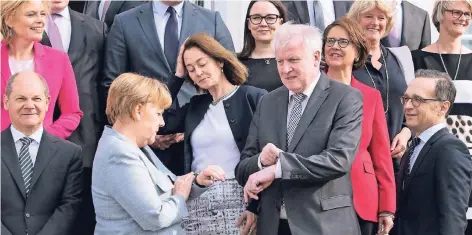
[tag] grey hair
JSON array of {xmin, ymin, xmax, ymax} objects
[
  {"xmin": 273, "ymin": 22, "xmax": 323, "ymax": 60},
  {"xmin": 414, "ymin": 69, "xmax": 456, "ymax": 116},
  {"xmin": 5, "ymin": 72, "xmax": 49, "ymax": 98},
  {"xmin": 432, "ymin": 0, "xmax": 472, "ymax": 32}
]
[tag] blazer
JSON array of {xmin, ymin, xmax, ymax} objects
[
  {"xmin": 40, "ymin": 9, "xmax": 108, "ymax": 167},
  {"xmin": 283, "ymin": 0, "xmax": 352, "ymax": 24},
  {"xmin": 0, "ymin": 41, "xmax": 83, "ymax": 139},
  {"xmin": 387, "ymin": 46, "xmax": 415, "ymax": 85},
  {"xmin": 350, "ymin": 77, "xmax": 396, "ymax": 222},
  {"xmin": 102, "ymin": 1, "xmax": 234, "ymax": 103},
  {"xmin": 394, "ymin": 128, "xmax": 472, "ymax": 235},
  {"xmin": 1, "ymin": 127, "xmax": 83, "ymax": 235},
  {"xmin": 235, "ymin": 73, "xmax": 363, "ymax": 235},
  {"xmin": 92, "ymin": 126, "xmax": 207, "ymax": 235},
  {"xmin": 381, "ymin": 1, "xmax": 431, "ymax": 51},
  {"xmin": 83, "ymin": 0, "xmax": 146, "ymax": 28}
]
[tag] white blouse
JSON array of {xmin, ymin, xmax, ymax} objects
[{"xmin": 9, "ymin": 57, "xmax": 34, "ymax": 74}]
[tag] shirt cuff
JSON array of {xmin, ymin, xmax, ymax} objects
[
  {"xmin": 275, "ymin": 159, "xmax": 281, "ymax": 179},
  {"xmin": 258, "ymin": 154, "xmax": 264, "ymax": 170}
]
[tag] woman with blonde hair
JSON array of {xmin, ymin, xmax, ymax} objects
[
  {"xmin": 348, "ymin": 0, "xmax": 415, "ymax": 172},
  {"xmin": 159, "ymin": 33, "xmax": 267, "ymax": 235},
  {"xmin": 92, "ymin": 73, "xmax": 224, "ymax": 235},
  {"xmin": 1, "ymin": 0, "xmax": 82, "ymax": 138}
]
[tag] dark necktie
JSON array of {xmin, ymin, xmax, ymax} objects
[
  {"xmin": 402, "ymin": 137, "xmax": 420, "ymax": 189},
  {"xmin": 313, "ymin": 0, "xmax": 325, "ymax": 31},
  {"xmin": 47, "ymin": 13, "xmax": 64, "ymax": 51},
  {"xmin": 19, "ymin": 137, "xmax": 34, "ymax": 195},
  {"xmin": 164, "ymin": 6, "xmax": 179, "ymax": 72}
]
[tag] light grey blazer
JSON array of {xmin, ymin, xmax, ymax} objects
[
  {"xmin": 92, "ymin": 126, "xmax": 206, "ymax": 235},
  {"xmin": 387, "ymin": 46, "xmax": 415, "ymax": 85}
]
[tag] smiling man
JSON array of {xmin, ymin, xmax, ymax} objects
[
  {"xmin": 1, "ymin": 71, "xmax": 83, "ymax": 235},
  {"xmin": 394, "ymin": 69, "xmax": 472, "ymax": 235}
]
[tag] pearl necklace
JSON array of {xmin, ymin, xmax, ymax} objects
[{"xmin": 211, "ymin": 86, "xmax": 239, "ymax": 105}]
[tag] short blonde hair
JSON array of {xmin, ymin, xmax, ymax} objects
[
  {"xmin": 106, "ymin": 73, "xmax": 172, "ymax": 125},
  {"xmin": 347, "ymin": 0, "xmax": 395, "ymax": 37},
  {"xmin": 1, "ymin": 0, "xmax": 50, "ymax": 43},
  {"xmin": 432, "ymin": 0, "xmax": 472, "ymax": 32}
]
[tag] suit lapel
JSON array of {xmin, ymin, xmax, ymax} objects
[
  {"xmin": 179, "ymin": 1, "xmax": 196, "ymax": 46},
  {"xmin": 32, "ymin": 42, "xmax": 46, "ymax": 78},
  {"xmin": 293, "ymin": 1, "xmax": 310, "ymax": 24},
  {"xmin": 105, "ymin": 1, "xmax": 125, "ymax": 26},
  {"xmin": 1, "ymin": 129, "xmax": 27, "ymax": 199},
  {"xmin": 137, "ymin": 3, "xmax": 171, "ymax": 72},
  {"xmin": 404, "ymin": 128, "xmax": 449, "ymax": 190},
  {"xmin": 29, "ymin": 132, "xmax": 59, "ymax": 189},
  {"xmin": 84, "ymin": 1, "xmax": 100, "ymax": 19},
  {"xmin": 1, "ymin": 42, "xmax": 12, "ymax": 82},
  {"xmin": 40, "ymin": 32, "xmax": 52, "ymax": 47},
  {"xmin": 276, "ymin": 88, "xmax": 289, "ymax": 152},
  {"xmin": 400, "ymin": 2, "xmax": 414, "ymax": 47},
  {"xmin": 68, "ymin": 9, "xmax": 86, "ymax": 60},
  {"xmin": 288, "ymin": 74, "xmax": 330, "ymax": 153}
]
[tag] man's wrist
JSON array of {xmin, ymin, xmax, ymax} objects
[{"xmin": 193, "ymin": 172, "xmax": 204, "ymax": 187}]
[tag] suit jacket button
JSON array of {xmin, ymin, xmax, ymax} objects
[
  {"xmin": 230, "ymin": 119, "xmax": 235, "ymax": 123},
  {"xmin": 25, "ymin": 213, "xmax": 30, "ymax": 218},
  {"xmin": 224, "ymin": 103, "xmax": 230, "ymax": 108}
]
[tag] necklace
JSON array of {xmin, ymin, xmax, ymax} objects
[
  {"xmin": 211, "ymin": 86, "xmax": 238, "ymax": 105},
  {"xmin": 364, "ymin": 49, "xmax": 390, "ymax": 113},
  {"xmin": 436, "ymin": 43, "xmax": 462, "ymax": 80},
  {"xmin": 253, "ymin": 51, "xmax": 272, "ymax": 65}
]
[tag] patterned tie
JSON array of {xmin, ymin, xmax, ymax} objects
[
  {"xmin": 287, "ymin": 93, "xmax": 307, "ymax": 146},
  {"xmin": 164, "ymin": 6, "xmax": 179, "ymax": 72},
  {"xmin": 47, "ymin": 14, "xmax": 64, "ymax": 51},
  {"xmin": 313, "ymin": 0, "xmax": 325, "ymax": 31},
  {"xmin": 19, "ymin": 137, "xmax": 34, "ymax": 195},
  {"xmin": 101, "ymin": 0, "xmax": 111, "ymax": 22},
  {"xmin": 402, "ymin": 137, "xmax": 420, "ymax": 189}
]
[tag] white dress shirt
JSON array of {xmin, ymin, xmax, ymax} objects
[
  {"xmin": 307, "ymin": 0, "xmax": 336, "ymax": 28},
  {"xmin": 47, "ymin": 7, "xmax": 72, "ymax": 52},
  {"xmin": 10, "ymin": 125, "xmax": 44, "ymax": 165},
  {"xmin": 388, "ymin": 0, "xmax": 403, "ymax": 47},
  {"xmin": 409, "ymin": 122, "xmax": 447, "ymax": 172},
  {"xmin": 152, "ymin": 0, "xmax": 184, "ymax": 48}
]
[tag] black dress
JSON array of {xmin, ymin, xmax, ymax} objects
[
  {"xmin": 240, "ymin": 58, "xmax": 283, "ymax": 92},
  {"xmin": 411, "ymin": 50, "xmax": 472, "ymax": 155}
]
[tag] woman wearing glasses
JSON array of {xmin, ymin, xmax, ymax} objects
[
  {"xmin": 238, "ymin": 0, "xmax": 287, "ymax": 92},
  {"xmin": 411, "ymin": 0, "xmax": 472, "ymax": 155},
  {"xmin": 323, "ymin": 17, "xmax": 396, "ymax": 235},
  {"xmin": 347, "ymin": 0, "xmax": 416, "ymax": 172}
]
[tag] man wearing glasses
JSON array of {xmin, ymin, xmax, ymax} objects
[{"xmin": 393, "ymin": 69, "xmax": 472, "ymax": 235}]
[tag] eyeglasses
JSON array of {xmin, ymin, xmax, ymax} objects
[
  {"xmin": 400, "ymin": 96, "xmax": 444, "ymax": 107},
  {"xmin": 445, "ymin": 9, "xmax": 472, "ymax": 20},
  {"xmin": 248, "ymin": 14, "xmax": 280, "ymax": 25},
  {"xmin": 325, "ymin": 38, "xmax": 351, "ymax": 48}
]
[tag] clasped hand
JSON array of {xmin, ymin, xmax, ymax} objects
[{"xmin": 173, "ymin": 165, "xmax": 225, "ymax": 200}]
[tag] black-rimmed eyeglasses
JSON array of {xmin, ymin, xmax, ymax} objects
[
  {"xmin": 400, "ymin": 96, "xmax": 444, "ymax": 107},
  {"xmin": 325, "ymin": 38, "xmax": 351, "ymax": 48},
  {"xmin": 248, "ymin": 14, "xmax": 280, "ymax": 25},
  {"xmin": 445, "ymin": 9, "xmax": 472, "ymax": 20}
]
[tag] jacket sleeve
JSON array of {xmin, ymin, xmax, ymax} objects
[
  {"xmin": 213, "ymin": 11, "xmax": 235, "ymax": 52},
  {"xmin": 37, "ymin": 146, "xmax": 83, "ymax": 235},
  {"xmin": 46, "ymin": 54, "xmax": 83, "ymax": 139},
  {"xmin": 368, "ymin": 90, "xmax": 396, "ymax": 214}
]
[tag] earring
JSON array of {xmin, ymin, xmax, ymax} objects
[
  {"xmin": 7, "ymin": 27, "xmax": 13, "ymax": 37},
  {"xmin": 221, "ymin": 68, "xmax": 224, "ymax": 73}
]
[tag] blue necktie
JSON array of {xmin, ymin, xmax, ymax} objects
[{"xmin": 164, "ymin": 7, "xmax": 179, "ymax": 72}]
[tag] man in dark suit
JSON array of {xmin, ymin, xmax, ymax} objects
[
  {"xmin": 1, "ymin": 71, "xmax": 83, "ymax": 235},
  {"xmin": 102, "ymin": 0, "xmax": 234, "ymax": 175},
  {"xmin": 235, "ymin": 23, "xmax": 363, "ymax": 235},
  {"xmin": 283, "ymin": 0, "xmax": 352, "ymax": 29},
  {"xmin": 394, "ymin": 69, "xmax": 472, "ymax": 235},
  {"xmin": 40, "ymin": 1, "xmax": 106, "ymax": 233},
  {"xmin": 381, "ymin": 0, "xmax": 431, "ymax": 50},
  {"xmin": 83, "ymin": 0, "xmax": 146, "ymax": 28}
]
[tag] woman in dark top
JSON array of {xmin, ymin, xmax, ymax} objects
[
  {"xmin": 160, "ymin": 33, "xmax": 267, "ymax": 235},
  {"xmin": 411, "ymin": 0, "xmax": 472, "ymax": 155},
  {"xmin": 238, "ymin": 0, "xmax": 287, "ymax": 92},
  {"xmin": 347, "ymin": 1, "xmax": 415, "ymax": 170}
]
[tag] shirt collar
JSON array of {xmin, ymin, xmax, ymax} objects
[
  {"xmin": 10, "ymin": 125, "xmax": 44, "ymax": 145},
  {"xmin": 417, "ymin": 122, "xmax": 447, "ymax": 144},
  {"xmin": 153, "ymin": 0, "xmax": 184, "ymax": 18},
  {"xmin": 54, "ymin": 7, "xmax": 71, "ymax": 20},
  {"xmin": 288, "ymin": 72, "xmax": 320, "ymax": 100}
]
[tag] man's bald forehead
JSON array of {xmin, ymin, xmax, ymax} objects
[{"xmin": 5, "ymin": 71, "xmax": 49, "ymax": 97}]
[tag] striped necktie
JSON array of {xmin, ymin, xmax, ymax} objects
[
  {"xmin": 287, "ymin": 93, "xmax": 307, "ymax": 146},
  {"xmin": 19, "ymin": 137, "xmax": 34, "ymax": 195}
]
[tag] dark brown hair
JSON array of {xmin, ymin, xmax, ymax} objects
[
  {"xmin": 238, "ymin": 0, "xmax": 288, "ymax": 59},
  {"xmin": 322, "ymin": 17, "xmax": 369, "ymax": 70},
  {"xmin": 183, "ymin": 33, "xmax": 248, "ymax": 89}
]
